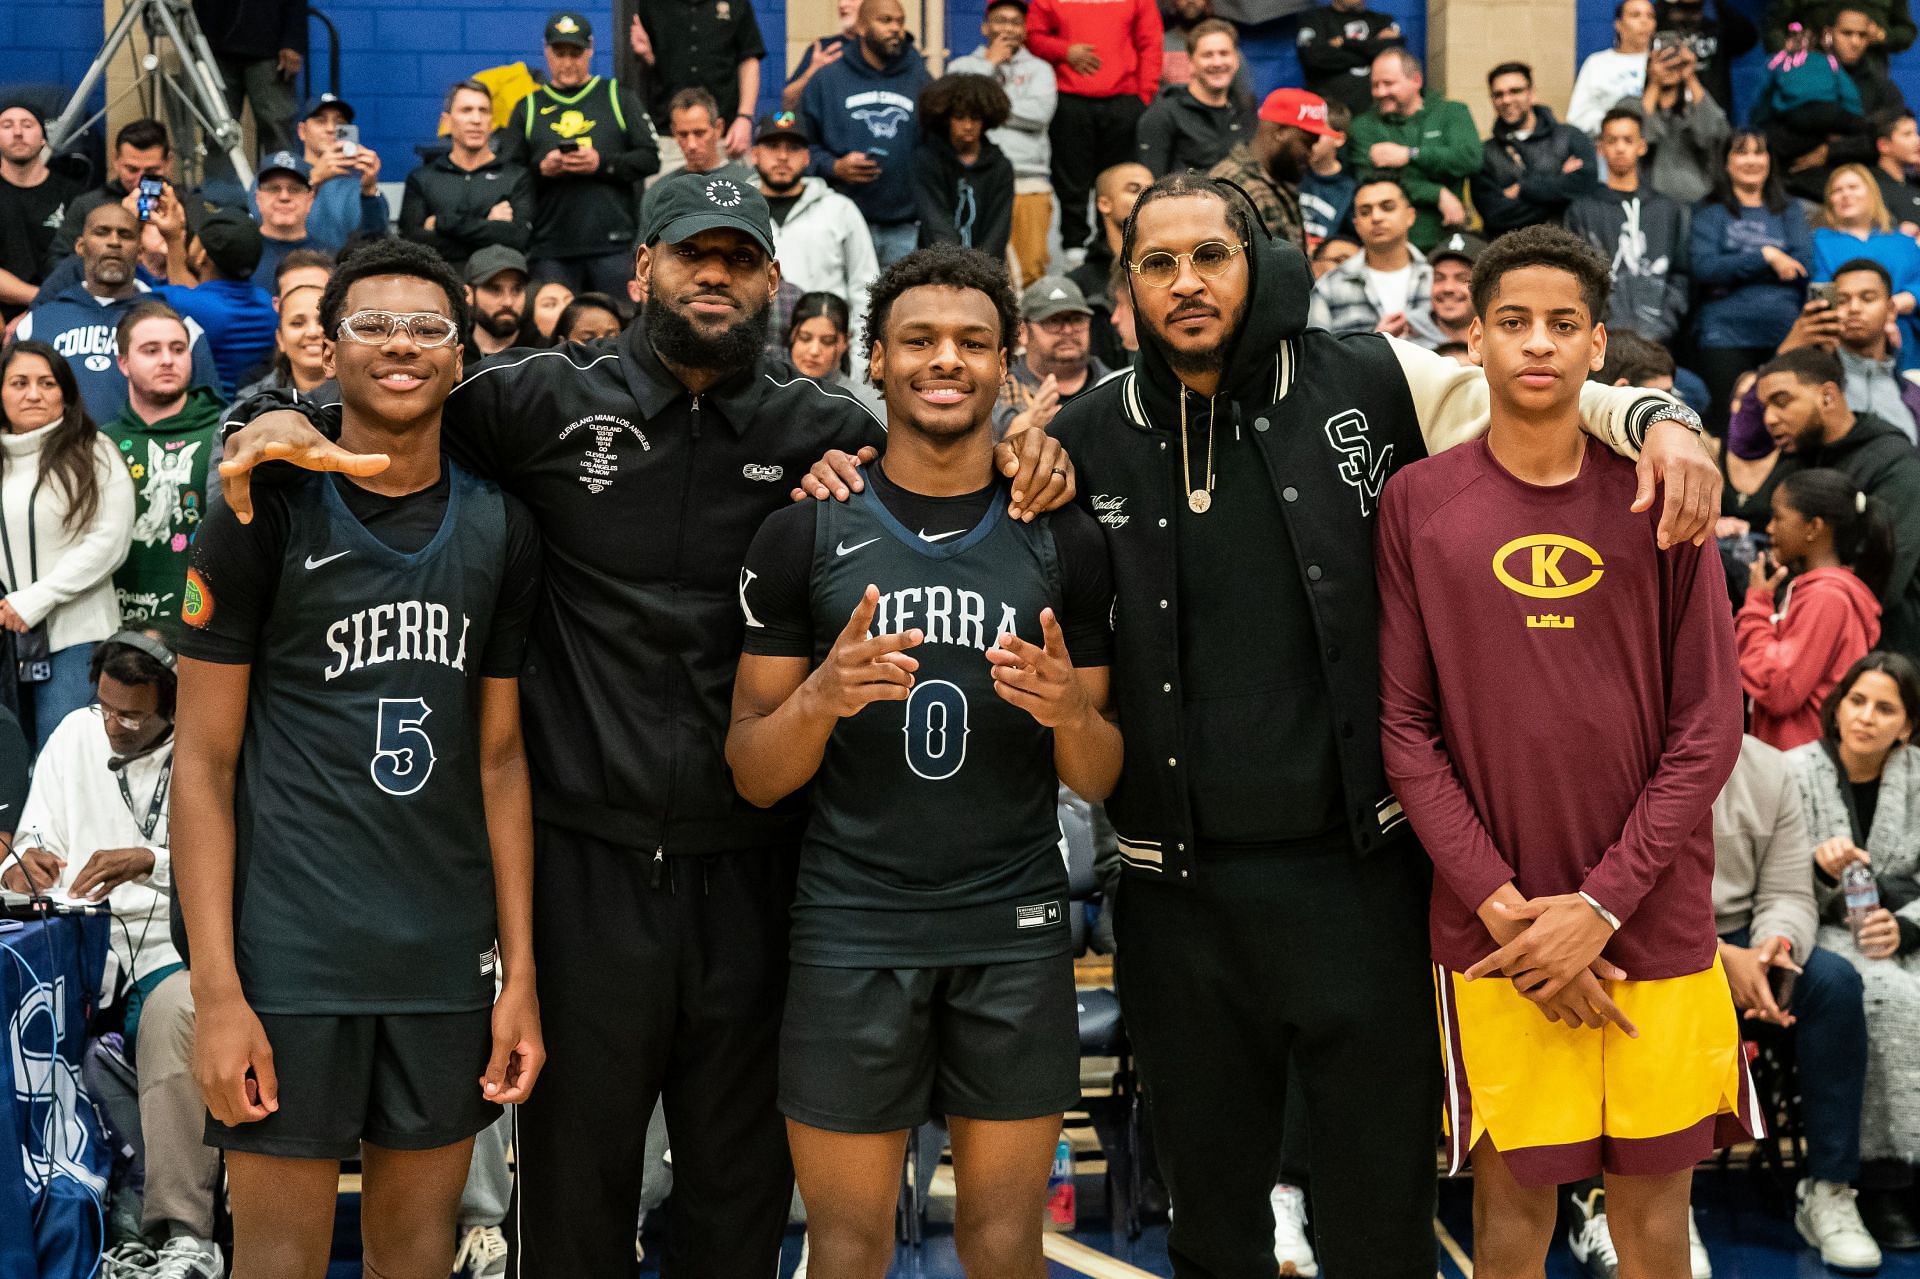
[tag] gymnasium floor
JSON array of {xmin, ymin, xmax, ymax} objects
[{"xmin": 311, "ymin": 1161, "xmax": 1919, "ymax": 1277}]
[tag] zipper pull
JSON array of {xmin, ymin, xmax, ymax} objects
[{"xmin": 649, "ymin": 848, "xmax": 665, "ymax": 889}]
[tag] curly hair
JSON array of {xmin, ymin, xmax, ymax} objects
[
  {"xmin": 1469, "ymin": 223, "xmax": 1612, "ymax": 324},
  {"xmin": 862, "ymin": 244, "xmax": 1020, "ymax": 365},
  {"xmin": 919, "ymin": 73, "xmax": 1012, "ymax": 136},
  {"xmin": 318, "ymin": 237, "xmax": 471, "ymax": 343}
]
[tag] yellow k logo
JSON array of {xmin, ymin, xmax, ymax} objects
[{"xmin": 1493, "ymin": 534, "xmax": 1605, "ymax": 600}]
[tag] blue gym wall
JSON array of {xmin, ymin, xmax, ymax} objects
[{"xmin": 5, "ymin": 0, "xmax": 1920, "ymax": 186}]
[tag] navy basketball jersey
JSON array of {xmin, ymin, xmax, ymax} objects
[
  {"xmin": 795, "ymin": 483, "xmax": 1072, "ymax": 968},
  {"xmin": 232, "ymin": 464, "xmax": 509, "ymax": 1014}
]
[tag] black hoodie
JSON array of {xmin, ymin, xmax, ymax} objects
[
  {"xmin": 1774, "ymin": 411, "xmax": 1920, "ymax": 654},
  {"xmin": 913, "ymin": 134, "xmax": 1015, "ymax": 258},
  {"xmin": 1051, "ymin": 216, "xmax": 1434, "ymax": 875}
]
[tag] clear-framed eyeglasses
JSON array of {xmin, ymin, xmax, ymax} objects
[
  {"xmin": 1128, "ymin": 241, "xmax": 1247, "ymax": 289},
  {"xmin": 335, "ymin": 309, "xmax": 461, "ymax": 348}
]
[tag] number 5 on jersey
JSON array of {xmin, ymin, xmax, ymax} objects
[{"xmin": 373, "ymin": 697, "xmax": 437, "ymax": 796}]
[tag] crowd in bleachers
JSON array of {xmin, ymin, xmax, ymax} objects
[{"xmin": 9, "ymin": 0, "xmax": 1920, "ymax": 1277}]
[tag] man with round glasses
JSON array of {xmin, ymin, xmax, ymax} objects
[
  {"xmin": 1039, "ymin": 171, "xmax": 1721, "ymax": 1278},
  {"xmin": 173, "ymin": 237, "xmax": 546, "ymax": 1279}
]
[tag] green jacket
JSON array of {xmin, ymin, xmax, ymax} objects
[
  {"xmin": 1345, "ymin": 95, "xmax": 1482, "ymax": 251},
  {"xmin": 105, "ymin": 387, "xmax": 224, "ymax": 634}
]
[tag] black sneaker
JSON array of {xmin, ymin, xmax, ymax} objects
[{"xmin": 1859, "ymin": 1187, "xmax": 1920, "ymax": 1250}]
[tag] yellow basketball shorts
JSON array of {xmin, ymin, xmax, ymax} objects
[{"xmin": 1435, "ymin": 955, "xmax": 1761, "ymax": 1186}]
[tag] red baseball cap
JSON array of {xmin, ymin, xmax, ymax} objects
[{"xmin": 1259, "ymin": 88, "xmax": 1338, "ymax": 137}]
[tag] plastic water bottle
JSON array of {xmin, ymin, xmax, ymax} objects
[
  {"xmin": 1844, "ymin": 861, "xmax": 1880, "ymax": 944},
  {"xmin": 1044, "ymin": 1133, "xmax": 1076, "ymax": 1231}
]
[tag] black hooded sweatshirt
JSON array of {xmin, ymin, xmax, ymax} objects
[
  {"xmin": 1050, "ymin": 216, "xmax": 1423, "ymax": 876},
  {"xmin": 913, "ymin": 134, "xmax": 1015, "ymax": 258}
]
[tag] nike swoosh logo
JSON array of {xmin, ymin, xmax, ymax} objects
[
  {"xmin": 918, "ymin": 528, "xmax": 965, "ymax": 542},
  {"xmin": 835, "ymin": 537, "xmax": 880, "ymax": 557},
  {"xmin": 304, "ymin": 550, "xmax": 351, "ymax": 570}
]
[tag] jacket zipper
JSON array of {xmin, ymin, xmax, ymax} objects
[{"xmin": 658, "ymin": 393, "xmax": 703, "ymax": 859}]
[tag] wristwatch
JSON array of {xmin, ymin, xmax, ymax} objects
[{"xmin": 1642, "ymin": 401, "xmax": 1706, "ymax": 436}]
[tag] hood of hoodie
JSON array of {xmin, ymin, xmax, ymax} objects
[
  {"xmin": 837, "ymin": 32, "xmax": 924, "ymax": 83},
  {"xmin": 1128, "ymin": 204, "xmax": 1314, "ymax": 430},
  {"xmin": 920, "ymin": 132, "xmax": 1009, "ymax": 178},
  {"xmin": 1792, "ymin": 565, "xmax": 1884, "ymax": 625},
  {"xmin": 1818, "ymin": 410, "xmax": 1913, "ymax": 466},
  {"xmin": 1491, "ymin": 102, "xmax": 1568, "ymax": 145},
  {"xmin": 108, "ymin": 385, "xmax": 225, "ymax": 440}
]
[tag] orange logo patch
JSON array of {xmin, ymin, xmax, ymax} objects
[{"xmin": 182, "ymin": 567, "xmax": 213, "ymax": 628}]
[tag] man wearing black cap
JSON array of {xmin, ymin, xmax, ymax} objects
[
  {"xmin": 0, "ymin": 99, "xmax": 83, "ymax": 321},
  {"xmin": 1419, "ymin": 229, "xmax": 1482, "ymax": 351},
  {"xmin": 627, "ymin": 0, "xmax": 768, "ymax": 162},
  {"xmin": 464, "ymin": 246, "xmax": 530, "ymax": 360},
  {"xmin": 151, "ymin": 204, "xmax": 278, "ymax": 398},
  {"xmin": 400, "ymin": 80, "xmax": 535, "ymax": 273},
  {"xmin": 500, "ymin": 12, "xmax": 661, "ymax": 298},
  {"xmin": 294, "ymin": 92, "xmax": 391, "ymax": 253},
  {"xmin": 217, "ymin": 165, "xmax": 1061, "ymax": 1278},
  {"xmin": 754, "ymin": 110, "xmax": 879, "ymax": 360}
]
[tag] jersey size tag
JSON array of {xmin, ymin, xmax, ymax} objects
[
  {"xmin": 480, "ymin": 945, "xmax": 499, "ymax": 976},
  {"xmin": 1016, "ymin": 901, "xmax": 1063, "ymax": 930}
]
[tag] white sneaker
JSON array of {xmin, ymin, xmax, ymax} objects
[
  {"xmin": 453, "ymin": 1225, "xmax": 507, "ymax": 1278},
  {"xmin": 1688, "ymin": 1210, "xmax": 1713, "ymax": 1279},
  {"xmin": 150, "ymin": 1236, "xmax": 224, "ymax": 1279},
  {"xmin": 1269, "ymin": 1183, "xmax": 1319, "ymax": 1276},
  {"xmin": 100, "ymin": 1240, "xmax": 157, "ymax": 1279},
  {"xmin": 1567, "ymin": 1188, "xmax": 1620, "ymax": 1279},
  {"xmin": 1796, "ymin": 1178, "xmax": 1885, "ymax": 1273}
]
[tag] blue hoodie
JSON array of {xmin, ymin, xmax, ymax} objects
[
  {"xmin": 800, "ymin": 34, "xmax": 933, "ymax": 230},
  {"xmin": 14, "ymin": 282, "xmax": 223, "ymax": 422}
]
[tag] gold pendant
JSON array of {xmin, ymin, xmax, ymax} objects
[{"xmin": 1188, "ymin": 489, "xmax": 1212, "ymax": 514}]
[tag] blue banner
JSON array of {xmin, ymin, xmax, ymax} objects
[{"xmin": 0, "ymin": 916, "xmax": 110, "ymax": 1279}]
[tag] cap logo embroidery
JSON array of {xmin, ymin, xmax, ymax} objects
[
  {"xmin": 706, "ymin": 178, "xmax": 745, "ymax": 208},
  {"xmin": 555, "ymin": 15, "xmax": 581, "ymax": 33}
]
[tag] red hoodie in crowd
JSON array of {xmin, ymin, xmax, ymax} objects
[
  {"xmin": 1025, "ymin": 0, "xmax": 1164, "ymax": 103},
  {"xmin": 1736, "ymin": 566, "xmax": 1882, "ymax": 752}
]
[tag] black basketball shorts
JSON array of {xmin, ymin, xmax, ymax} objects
[{"xmin": 779, "ymin": 953, "xmax": 1081, "ymax": 1133}]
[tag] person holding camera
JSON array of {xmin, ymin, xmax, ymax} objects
[
  {"xmin": 293, "ymin": 93, "xmax": 391, "ymax": 255},
  {"xmin": 0, "ymin": 340, "xmax": 135, "ymax": 748}
]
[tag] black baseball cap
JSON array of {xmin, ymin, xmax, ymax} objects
[
  {"xmin": 197, "ymin": 207, "xmax": 264, "ymax": 278},
  {"xmin": 465, "ymin": 245, "xmax": 531, "ymax": 287},
  {"xmin": 755, "ymin": 111, "xmax": 809, "ymax": 146},
  {"xmin": 300, "ymin": 92, "xmax": 355, "ymax": 123},
  {"xmin": 545, "ymin": 11, "xmax": 592, "ymax": 46},
  {"xmin": 641, "ymin": 170, "xmax": 776, "ymax": 257},
  {"xmin": 1429, "ymin": 231, "xmax": 1488, "ymax": 268}
]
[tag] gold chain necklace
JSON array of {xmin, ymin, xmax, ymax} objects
[{"xmin": 1180, "ymin": 390, "xmax": 1215, "ymax": 514}]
